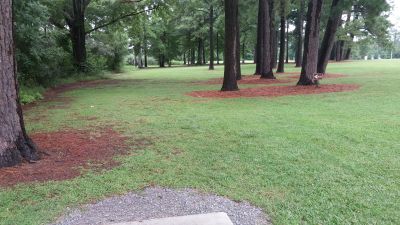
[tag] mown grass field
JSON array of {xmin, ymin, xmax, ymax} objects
[{"xmin": 1, "ymin": 60, "xmax": 399, "ymax": 225}]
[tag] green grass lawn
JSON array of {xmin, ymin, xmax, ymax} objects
[{"xmin": 1, "ymin": 60, "xmax": 399, "ymax": 225}]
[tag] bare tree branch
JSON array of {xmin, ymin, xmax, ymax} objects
[{"xmin": 85, "ymin": 5, "xmax": 159, "ymax": 34}]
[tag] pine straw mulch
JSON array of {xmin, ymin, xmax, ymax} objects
[
  {"xmin": 188, "ymin": 73, "xmax": 359, "ymax": 99},
  {"xmin": 199, "ymin": 75, "xmax": 292, "ymax": 85},
  {"xmin": 0, "ymin": 127, "xmax": 130, "ymax": 187}
]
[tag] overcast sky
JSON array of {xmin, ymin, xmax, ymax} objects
[{"xmin": 388, "ymin": 0, "xmax": 400, "ymax": 30}]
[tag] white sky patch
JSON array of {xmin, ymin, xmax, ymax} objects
[{"xmin": 388, "ymin": 0, "xmax": 400, "ymax": 30}]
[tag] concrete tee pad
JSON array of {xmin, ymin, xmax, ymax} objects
[{"xmin": 110, "ymin": 212, "xmax": 234, "ymax": 225}]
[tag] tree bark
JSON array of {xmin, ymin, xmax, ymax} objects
[
  {"xmin": 65, "ymin": 0, "xmax": 89, "ymax": 72},
  {"xmin": 216, "ymin": 32, "xmax": 220, "ymax": 64},
  {"xmin": 255, "ymin": 1, "xmax": 263, "ymax": 75},
  {"xmin": 143, "ymin": 21, "xmax": 148, "ymax": 68},
  {"xmin": 202, "ymin": 39, "xmax": 206, "ymax": 64},
  {"xmin": 286, "ymin": 20, "xmax": 289, "ymax": 63},
  {"xmin": 191, "ymin": 47, "xmax": 196, "ymax": 64},
  {"xmin": 236, "ymin": 3, "xmax": 242, "ymax": 80},
  {"xmin": 209, "ymin": 5, "xmax": 215, "ymax": 70},
  {"xmin": 159, "ymin": 54, "xmax": 165, "ymax": 67},
  {"xmin": 297, "ymin": 0, "xmax": 324, "ymax": 85},
  {"xmin": 255, "ymin": 0, "xmax": 275, "ymax": 79},
  {"xmin": 295, "ymin": 0, "xmax": 305, "ymax": 67},
  {"xmin": 344, "ymin": 34, "xmax": 355, "ymax": 60},
  {"xmin": 335, "ymin": 40, "xmax": 344, "ymax": 61},
  {"xmin": 221, "ymin": 0, "xmax": 239, "ymax": 91},
  {"xmin": 0, "ymin": 0, "xmax": 38, "ymax": 168},
  {"xmin": 277, "ymin": 13, "xmax": 286, "ymax": 73},
  {"xmin": 197, "ymin": 38, "xmax": 202, "ymax": 65},
  {"xmin": 270, "ymin": 1, "xmax": 278, "ymax": 69},
  {"xmin": 242, "ymin": 37, "xmax": 246, "ymax": 64},
  {"xmin": 317, "ymin": 0, "xmax": 342, "ymax": 74},
  {"xmin": 144, "ymin": 47, "xmax": 148, "ymax": 67},
  {"xmin": 330, "ymin": 41, "xmax": 337, "ymax": 60},
  {"xmin": 338, "ymin": 40, "xmax": 345, "ymax": 61}
]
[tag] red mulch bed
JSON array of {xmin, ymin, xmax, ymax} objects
[
  {"xmin": 0, "ymin": 127, "xmax": 128, "ymax": 187},
  {"xmin": 187, "ymin": 84, "xmax": 360, "ymax": 99},
  {"xmin": 200, "ymin": 75, "xmax": 292, "ymax": 85},
  {"xmin": 198, "ymin": 73, "xmax": 346, "ymax": 86}
]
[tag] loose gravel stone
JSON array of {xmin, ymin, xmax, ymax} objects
[{"xmin": 52, "ymin": 187, "xmax": 271, "ymax": 225}]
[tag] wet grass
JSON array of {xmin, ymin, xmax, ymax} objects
[{"xmin": 1, "ymin": 60, "xmax": 399, "ymax": 225}]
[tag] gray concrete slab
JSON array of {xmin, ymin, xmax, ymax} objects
[{"xmin": 110, "ymin": 212, "xmax": 233, "ymax": 225}]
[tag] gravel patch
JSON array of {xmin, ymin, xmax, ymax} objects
[{"xmin": 52, "ymin": 187, "xmax": 271, "ymax": 225}]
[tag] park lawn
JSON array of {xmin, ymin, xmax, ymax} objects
[{"xmin": 1, "ymin": 60, "xmax": 399, "ymax": 225}]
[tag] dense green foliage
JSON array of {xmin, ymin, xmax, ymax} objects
[
  {"xmin": 14, "ymin": 0, "xmax": 393, "ymax": 103},
  {"xmin": 1, "ymin": 61, "xmax": 399, "ymax": 225}
]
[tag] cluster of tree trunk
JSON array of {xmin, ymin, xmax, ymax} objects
[
  {"xmin": 133, "ymin": 44, "xmax": 148, "ymax": 68},
  {"xmin": 254, "ymin": 0, "xmax": 275, "ymax": 79},
  {"xmin": 0, "ymin": 0, "xmax": 39, "ymax": 168},
  {"xmin": 0, "ymin": 0, "xmax": 367, "ymax": 168},
  {"xmin": 297, "ymin": 0, "xmax": 324, "ymax": 85},
  {"xmin": 317, "ymin": 0, "xmax": 343, "ymax": 74}
]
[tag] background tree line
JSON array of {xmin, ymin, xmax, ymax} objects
[{"xmin": 14, "ymin": 0, "xmax": 392, "ymax": 99}]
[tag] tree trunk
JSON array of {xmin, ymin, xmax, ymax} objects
[
  {"xmin": 144, "ymin": 47, "xmax": 148, "ymax": 67},
  {"xmin": 271, "ymin": 4, "xmax": 278, "ymax": 69},
  {"xmin": 159, "ymin": 54, "xmax": 165, "ymax": 67},
  {"xmin": 221, "ymin": 0, "xmax": 239, "ymax": 91},
  {"xmin": 295, "ymin": 0, "xmax": 305, "ymax": 67},
  {"xmin": 255, "ymin": 1, "xmax": 263, "ymax": 75},
  {"xmin": 0, "ymin": 0, "xmax": 38, "ymax": 168},
  {"xmin": 277, "ymin": 14, "xmax": 286, "ymax": 73},
  {"xmin": 191, "ymin": 47, "xmax": 196, "ymax": 64},
  {"xmin": 242, "ymin": 37, "xmax": 246, "ymax": 64},
  {"xmin": 202, "ymin": 39, "xmax": 206, "ymax": 64},
  {"xmin": 236, "ymin": 3, "xmax": 242, "ymax": 81},
  {"xmin": 335, "ymin": 40, "xmax": 344, "ymax": 61},
  {"xmin": 188, "ymin": 49, "xmax": 191, "ymax": 65},
  {"xmin": 317, "ymin": 0, "xmax": 342, "ymax": 74},
  {"xmin": 216, "ymin": 32, "xmax": 220, "ymax": 64},
  {"xmin": 297, "ymin": 0, "xmax": 324, "ymax": 85},
  {"xmin": 209, "ymin": 5, "xmax": 215, "ymax": 70},
  {"xmin": 197, "ymin": 38, "xmax": 202, "ymax": 65},
  {"xmin": 344, "ymin": 39, "xmax": 353, "ymax": 60},
  {"xmin": 255, "ymin": 0, "xmax": 275, "ymax": 79},
  {"xmin": 345, "ymin": 7, "xmax": 358, "ymax": 60},
  {"xmin": 65, "ymin": 0, "xmax": 88, "ymax": 72},
  {"xmin": 286, "ymin": 20, "xmax": 289, "ymax": 63},
  {"xmin": 330, "ymin": 41, "xmax": 336, "ymax": 60}
]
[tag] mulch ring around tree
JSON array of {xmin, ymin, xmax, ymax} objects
[
  {"xmin": 187, "ymin": 84, "xmax": 361, "ymax": 99},
  {"xmin": 198, "ymin": 75, "xmax": 293, "ymax": 85},
  {"xmin": 286, "ymin": 73, "xmax": 347, "ymax": 79},
  {"xmin": 0, "ymin": 127, "xmax": 128, "ymax": 187},
  {"xmin": 196, "ymin": 73, "xmax": 347, "ymax": 86}
]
